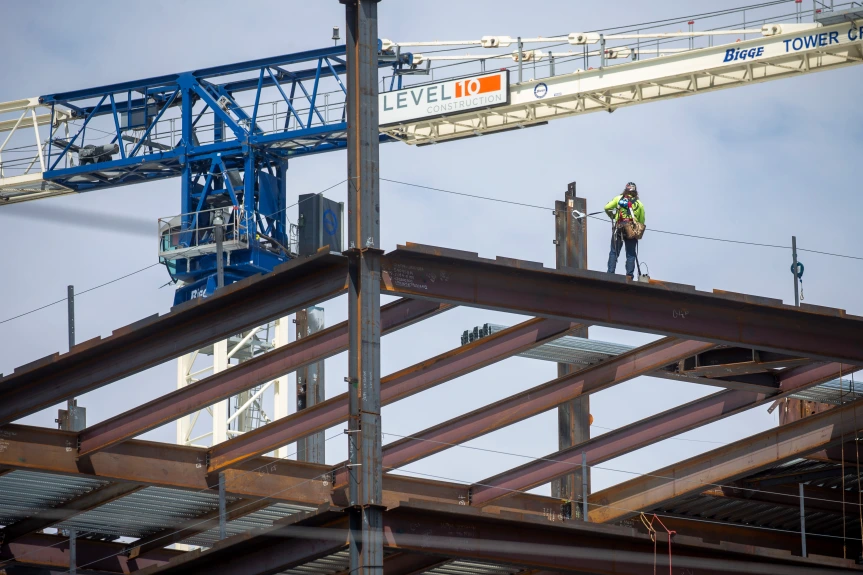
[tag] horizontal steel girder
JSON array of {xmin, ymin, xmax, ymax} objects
[
  {"xmin": 379, "ymin": 244, "xmax": 863, "ymax": 364},
  {"xmin": 588, "ymin": 392, "xmax": 863, "ymax": 524},
  {"xmin": 76, "ymin": 298, "xmax": 449, "ymax": 457},
  {"xmin": 0, "ymin": 252, "xmax": 349, "ymax": 424},
  {"xmin": 206, "ymin": 317, "xmax": 582, "ymax": 472},
  {"xmin": 647, "ymin": 513, "xmax": 849, "ymax": 561},
  {"xmin": 0, "ymin": 533, "xmax": 180, "ymax": 573},
  {"xmin": 134, "ymin": 502, "xmax": 858, "ymax": 575},
  {"xmin": 381, "ymin": 503, "xmax": 856, "ymax": 575},
  {"xmin": 377, "ymin": 552, "xmax": 451, "ymax": 575},
  {"xmin": 131, "ymin": 507, "xmax": 349, "ymax": 575},
  {"xmin": 0, "ymin": 424, "xmax": 561, "ymax": 518},
  {"xmin": 367, "ymin": 338, "xmax": 714, "ymax": 480},
  {"xmin": 470, "ymin": 361, "xmax": 856, "ymax": 507}
]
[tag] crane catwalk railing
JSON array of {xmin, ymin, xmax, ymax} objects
[{"xmin": 382, "ymin": 19, "xmax": 863, "ymax": 145}]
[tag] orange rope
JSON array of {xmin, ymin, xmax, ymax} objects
[{"xmin": 641, "ymin": 513, "xmax": 676, "ymax": 575}]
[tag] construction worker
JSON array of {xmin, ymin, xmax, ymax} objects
[{"xmin": 605, "ymin": 182, "xmax": 645, "ymax": 279}]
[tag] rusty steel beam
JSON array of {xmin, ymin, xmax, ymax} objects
[
  {"xmin": 373, "ymin": 338, "xmax": 714, "ymax": 476},
  {"xmin": 206, "ymin": 317, "xmax": 582, "ymax": 472},
  {"xmin": 0, "ymin": 533, "xmax": 179, "ymax": 573},
  {"xmin": 134, "ymin": 508, "xmax": 349, "ymax": 575},
  {"xmin": 0, "ymin": 424, "xmax": 482, "ymax": 514},
  {"xmin": 647, "ymin": 513, "xmax": 848, "ymax": 559},
  {"xmin": 127, "ymin": 502, "xmax": 857, "ymax": 575},
  {"xmin": 681, "ymin": 358, "xmax": 810, "ymax": 378},
  {"xmin": 469, "ymin": 362, "xmax": 856, "ymax": 507},
  {"xmin": 0, "ymin": 252, "xmax": 349, "ymax": 425},
  {"xmin": 380, "ymin": 244, "xmax": 863, "ymax": 364},
  {"xmin": 330, "ymin": 552, "xmax": 450, "ymax": 575},
  {"xmin": 0, "ymin": 482, "xmax": 143, "ymax": 543},
  {"xmin": 381, "ymin": 503, "xmax": 854, "ymax": 575},
  {"xmin": 380, "ymin": 552, "xmax": 450, "ymax": 575},
  {"xmin": 126, "ymin": 498, "xmax": 274, "ymax": 559},
  {"xmin": 77, "ymin": 298, "xmax": 449, "ymax": 457},
  {"xmin": 2, "ymin": 566, "xmax": 115, "ymax": 575},
  {"xmin": 676, "ymin": 348, "xmax": 810, "ymax": 379},
  {"xmin": 588, "ymin": 393, "xmax": 863, "ymax": 524},
  {"xmin": 342, "ymin": 2, "xmax": 386, "ymax": 574},
  {"xmin": 0, "ymin": 424, "xmax": 340, "ymax": 505},
  {"xmin": 705, "ymin": 483, "xmax": 862, "ymax": 517}
]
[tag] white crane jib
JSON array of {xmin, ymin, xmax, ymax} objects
[{"xmin": 380, "ymin": 18, "xmax": 863, "ymax": 145}]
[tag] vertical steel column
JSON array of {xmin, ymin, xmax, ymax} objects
[
  {"xmin": 800, "ymin": 482, "xmax": 807, "ymax": 557},
  {"xmin": 66, "ymin": 285, "xmax": 76, "ymax": 426},
  {"xmin": 296, "ymin": 307, "xmax": 326, "ymax": 463},
  {"xmin": 67, "ymin": 285, "xmax": 75, "ymax": 350},
  {"xmin": 69, "ymin": 528, "xmax": 76, "ymax": 575},
  {"xmin": 792, "ymin": 235, "xmax": 800, "ymax": 307},
  {"xmin": 59, "ymin": 285, "xmax": 85, "ymax": 432},
  {"xmin": 551, "ymin": 182, "xmax": 590, "ymax": 518},
  {"xmin": 582, "ymin": 452, "xmax": 588, "ymax": 522},
  {"xmin": 342, "ymin": 1, "xmax": 383, "ymax": 574}
]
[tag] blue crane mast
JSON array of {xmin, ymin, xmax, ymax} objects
[{"xmin": 37, "ymin": 43, "xmax": 411, "ymax": 303}]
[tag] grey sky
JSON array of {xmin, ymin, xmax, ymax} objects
[{"xmin": 1, "ymin": 0, "xmax": 861, "ymax": 496}]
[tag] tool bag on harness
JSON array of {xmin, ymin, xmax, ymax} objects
[
  {"xmin": 619, "ymin": 219, "xmax": 645, "ymax": 240},
  {"xmin": 618, "ymin": 205, "xmax": 646, "ymax": 240},
  {"xmin": 615, "ymin": 199, "xmax": 645, "ymax": 240}
]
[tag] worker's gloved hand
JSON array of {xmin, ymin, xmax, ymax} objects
[{"xmin": 618, "ymin": 198, "xmax": 630, "ymax": 209}]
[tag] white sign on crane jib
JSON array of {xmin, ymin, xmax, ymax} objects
[{"xmin": 379, "ymin": 71, "xmax": 510, "ymax": 126}]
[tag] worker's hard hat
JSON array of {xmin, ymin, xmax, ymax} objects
[{"xmin": 624, "ymin": 182, "xmax": 637, "ymax": 193}]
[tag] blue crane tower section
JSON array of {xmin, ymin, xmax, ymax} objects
[{"xmin": 38, "ymin": 43, "xmax": 409, "ymax": 304}]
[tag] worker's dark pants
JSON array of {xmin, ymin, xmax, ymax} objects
[{"xmin": 607, "ymin": 233, "xmax": 637, "ymax": 277}]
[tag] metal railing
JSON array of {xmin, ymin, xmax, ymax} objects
[{"xmin": 158, "ymin": 206, "xmax": 250, "ymax": 261}]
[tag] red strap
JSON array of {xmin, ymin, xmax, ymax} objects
[{"xmin": 648, "ymin": 515, "xmax": 676, "ymax": 575}]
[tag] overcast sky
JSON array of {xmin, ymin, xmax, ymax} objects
[{"xmin": 1, "ymin": 0, "xmax": 861, "ymax": 502}]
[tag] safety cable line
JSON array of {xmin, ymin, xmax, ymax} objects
[
  {"xmin": 381, "ymin": 178, "xmax": 863, "ymax": 262},
  {"xmin": 379, "ymin": 430, "xmax": 863, "ymax": 510},
  {"xmin": 0, "ymin": 263, "xmax": 161, "ymax": 326},
  {"xmin": 0, "ymin": 431, "xmax": 346, "ymax": 571}
]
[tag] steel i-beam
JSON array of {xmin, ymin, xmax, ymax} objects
[
  {"xmin": 469, "ymin": 362, "xmax": 857, "ymax": 507},
  {"xmin": 207, "ymin": 317, "xmax": 580, "ymax": 472},
  {"xmin": 76, "ymin": 298, "xmax": 448, "ymax": 457},
  {"xmin": 343, "ymin": 1, "xmax": 384, "ymax": 574},
  {"xmin": 588, "ymin": 392, "xmax": 863, "ymax": 523}
]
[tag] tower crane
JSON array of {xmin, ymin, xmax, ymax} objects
[{"xmin": 1, "ymin": 5, "xmax": 861, "ymax": 304}]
